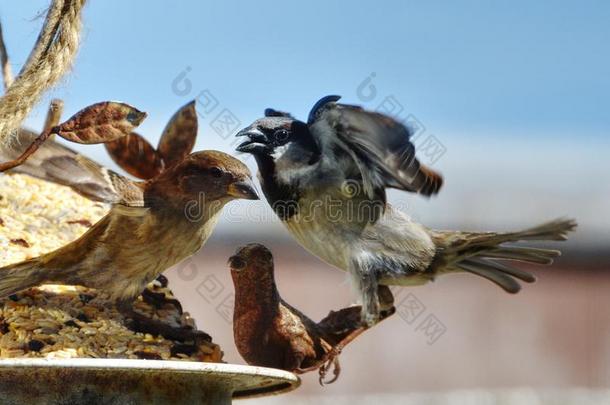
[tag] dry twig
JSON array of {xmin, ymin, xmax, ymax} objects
[
  {"xmin": 0, "ymin": 101, "xmax": 146, "ymax": 172},
  {"xmin": 43, "ymin": 98, "xmax": 64, "ymax": 133}
]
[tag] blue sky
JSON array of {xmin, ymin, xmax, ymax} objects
[
  {"xmin": 1, "ymin": 1, "xmax": 609, "ymax": 241},
  {"xmin": 2, "ymin": 1, "xmax": 608, "ymax": 142}
]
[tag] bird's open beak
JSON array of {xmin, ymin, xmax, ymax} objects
[
  {"xmin": 228, "ymin": 178, "xmax": 259, "ymax": 200},
  {"xmin": 235, "ymin": 128, "xmax": 271, "ymax": 154}
]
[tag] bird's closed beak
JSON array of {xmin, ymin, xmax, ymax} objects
[
  {"xmin": 235, "ymin": 128, "xmax": 271, "ymax": 154},
  {"xmin": 228, "ymin": 178, "xmax": 259, "ymax": 200}
]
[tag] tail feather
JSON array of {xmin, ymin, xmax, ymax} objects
[
  {"xmin": 485, "ymin": 246, "xmax": 560, "ymax": 265},
  {"xmin": 502, "ymin": 218, "xmax": 577, "ymax": 242},
  {"xmin": 466, "ymin": 257, "xmax": 537, "ymax": 283},
  {"xmin": 438, "ymin": 218, "xmax": 577, "ymax": 293},
  {"xmin": 453, "ymin": 218, "xmax": 577, "ymax": 249},
  {"xmin": 0, "ymin": 258, "xmax": 46, "ymax": 298},
  {"xmin": 457, "ymin": 259, "xmax": 522, "ymax": 293}
]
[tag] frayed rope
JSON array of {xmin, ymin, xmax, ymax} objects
[{"xmin": 0, "ymin": 0, "xmax": 86, "ymax": 147}]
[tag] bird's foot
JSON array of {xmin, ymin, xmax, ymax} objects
[
  {"xmin": 119, "ymin": 305, "xmax": 210, "ymax": 344},
  {"xmin": 318, "ymin": 349, "xmax": 341, "ymax": 386},
  {"xmin": 141, "ymin": 288, "xmax": 183, "ymax": 314}
]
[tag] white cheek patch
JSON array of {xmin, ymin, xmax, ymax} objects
[{"xmin": 271, "ymin": 144, "xmax": 290, "ymax": 161}]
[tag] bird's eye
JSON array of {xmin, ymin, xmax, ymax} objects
[
  {"xmin": 274, "ymin": 129, "xmax": 290, "ymax": 142},
  {"xmin": 210, "ymin": 167, "xmax": 223, "ymax": 178}
]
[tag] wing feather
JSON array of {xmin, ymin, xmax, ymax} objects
[
  {"xmin": 310, "ymin": 102, "xmax": 443, "ymax": 198},
  {"xmin": 1, "ymin": 129, "xmax": 145, "ymax": 207}
]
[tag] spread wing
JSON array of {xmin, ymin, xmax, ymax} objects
[
  {"xmin": 309, "ymin": 102, "xmax": 443, "ymax": 198},
  {"xmin": 1, "ymin": 129, "xmax": 145, "ymax": 207}
]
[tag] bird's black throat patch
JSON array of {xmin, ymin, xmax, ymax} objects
[{"xmin": 253, "ymin": 154, "xmax": 301, "ymax": 220}]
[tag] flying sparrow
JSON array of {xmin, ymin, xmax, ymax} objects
[
  {"xmin": 229, "ymin": 243, "xmax": 394, "ymax": 384},
  {"xmin": 235, "ymin": 95, "xmax": 577, "ymax": 326}
]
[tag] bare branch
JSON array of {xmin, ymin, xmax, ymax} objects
[
  {"xmin": 0, "ymin": 21, "xmax": 14, "ymax": 90},
  {"xmin": 0, "ymin": 128, "xmax": 53, "ymax": 171}
]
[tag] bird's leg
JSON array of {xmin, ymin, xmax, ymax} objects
[
  {"xmin": 377, "ymin": 285, "xmax": 394, "ymax": 311},
  {"xmin": 349, "ymin": 261, "xmax": 380, "ymax": 326},
  {"xmin": 116, "ymin": 299, "xmax": 210, "ymax": 343}
]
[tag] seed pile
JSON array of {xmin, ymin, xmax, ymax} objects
[
  {"xmin": 0, "ymin": 173, "xmax": 107, "ymax": 264},
  {"xmin": 0, "ymin": 173, "xmax": 222, "ymax": 362}
]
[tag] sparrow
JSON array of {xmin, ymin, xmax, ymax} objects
[
  {"xmin": 229, "ymin": 243, "xmax": 394, "ymax": 384},
  {"xmin": 235, "ymin": 95, "xmax": 577, "ymax": 326},
  {"xmin": 0, "ymin": 137, "xmax": 258, "ymax": 340}
]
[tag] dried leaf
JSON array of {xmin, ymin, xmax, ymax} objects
[
  {"xmin": 56, "ymin": 102, "xmax": 147, "ymax": 144},
  {"xmin": 157, "ymin": 100, "xmax": 197, "ymax": 166},
  {"xmin": 104, "ymin": 132, "xmax": 164, "ymax": 179}
]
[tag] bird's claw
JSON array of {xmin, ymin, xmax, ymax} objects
[
  {"xmin": 141, "ymin": 288, "xmax": 183, "ymax": 314},
  {"xmin": 119, "ymin": 304, "xmax": 211, "ymax": 344},
  {"xmin": 318, "ymin": 347, "xmax": 342, "ymax": 386},
  {"xmin": 361, "ymin": 311, "xmax": 379, "ymax": 328}
]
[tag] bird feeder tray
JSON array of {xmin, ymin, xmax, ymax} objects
[{"xmin": 0, "ymin": 358, "xmax": 300, "ymax": 404}]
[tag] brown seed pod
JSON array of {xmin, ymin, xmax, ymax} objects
[
  {"xmin": 105, "ymin": 132, "xmax": 164, "ymax": 179},
  {"xmin": 157, "ymin": 100, "xmax": 197, "ymax": 166},
  {"xmin": 0, "ymin": 101, "xmax": 146, "ymax": 172},
  {"xmin": 56, "ymin": 102, "xmax": 147, "ymax": 144}
]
